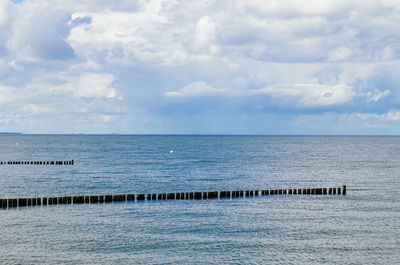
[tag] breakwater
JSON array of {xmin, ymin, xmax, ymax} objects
[
  {"xmin": 0, "ymin": 160, "xmax": 74, "ymax": 165},
  {"xmin": 0, "ymin": 185, "xmax": 346, "ymax": 209}
]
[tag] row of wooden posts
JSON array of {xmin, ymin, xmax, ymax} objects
[
  {"xmin": 0, "ymin": 160, "xmax": 74, "ymax": 165},
  {"xmin": 0, "ymin": 186, "xmax": 346, "ymax": 209}
]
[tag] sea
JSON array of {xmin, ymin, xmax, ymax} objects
[{"xmin": 0, "ymin": 135, "xmax": 399, "ymax": 264}]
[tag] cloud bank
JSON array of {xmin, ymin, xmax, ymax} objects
[{"xmin": 0, "ymin": 0, "xmax": 400, "ymax": 133}]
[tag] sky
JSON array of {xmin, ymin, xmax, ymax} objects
[{"xmin": 1, "ymin": 0, "xmax": 400, "ymax": 134}]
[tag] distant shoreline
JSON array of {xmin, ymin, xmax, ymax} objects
[{"xmin": 0, "ymin": 132, "xmax": 23, "ymax": 135}]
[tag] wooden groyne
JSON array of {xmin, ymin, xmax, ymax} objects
[
  {"xmin": 0, "ymin": 185, "xmax": 346, "ymax": 210},
  {"xmin": 0, "ymin": 160, "xmax": 74, "ymax": 165}
]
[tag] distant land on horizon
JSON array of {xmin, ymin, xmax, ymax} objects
[{"xmin": 0, "ymin": 132, "xmax": 23, "ymax": 135}]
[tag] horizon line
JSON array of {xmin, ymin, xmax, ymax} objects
[{"xmin": 1, "ymin": 133, "xmax": 400, "ymax": 137}]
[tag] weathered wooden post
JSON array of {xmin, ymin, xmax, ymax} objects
[
  {"xmin": 113, "ymin": 194, "xmax": 126, "ymax": 202},
  {"xmin": 137, "ymin": 194, "xmax": 145, "ymax": 201},
  {"xmin": 127, "ymin": 194, "xmax": 135, "ymax": 201},
  {"xmin": 90, "ymin": 196, "xmax": 99, "ymax": 203},
  {"xmin": 342, "ymin": 185, "xmax": 346, "ymax": 195},
  {"xmin": 105, "ymin": 195, "xmax": 113, "ymax": 203},
  {"xmin": 18, "ymin": 198, "xmax": 27, "ymax": 207},
  {"xmin": 194, "ymin": 192, "xmax": 202, "ymax": 199},
  {"xmin": 73, "ymin": 196, "xmax": 84, "ymax": 204},
  {"xmin": 8, "ymin": 199, "xmax": 17, "ymax": 208},
  {"xmin": 0, "ymin": 199, "xmax": 6, "ymax": 209},
  {"xmin": 208, "ymin": 191, "xmax": 218, "ymax": 199}
]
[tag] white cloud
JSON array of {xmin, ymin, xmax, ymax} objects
[
  {"xmin": 0, "ymin": 84, "xmax": 16, "ymax": 104},
  {"xmin": 365, "ymin": 89, "xmax": 390, "ymax": 102},
  {"xmin": 6, "ymin": 0, "xmax": 74, "ymax": 61},
  {"xmin": 67, "ymin": 5, "xmax": 189, "ymax": 65},
  {"xmin": 2, "ymin": 0, "xmax": 400, "ymax": 133},
  {"xmin": 329, "ymin": 47, "xmax": 353, "ymax": 62},
  {"xmin": 0, "ymin": 0, "xmax": 8, "ymax": 27},
  {"xmin": 253, "ymin": 83, "xmax": 354, "ymax": 107},
  {"xmin": 50, "ymin": 72, "xmax": 120, "ymax": 99},
  {"xmin": 167, "ymin": 79, "xmax": 355, "ymax": 108},
  {"xmin": 192, "ymin": 15, "xmax": 219, "ymax": 54},
  {"xmin": 348, "ymin": 110, "xmax": 400, "ymax": 121},
  {"xmin": 23, "ymin": 104, "xmax": 51, "ymax": 115},
  {"xmin": 166, "ymin": 81, "xmax": 228, "ymax": 97}
]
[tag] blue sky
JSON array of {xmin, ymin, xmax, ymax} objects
[{"xmin": 1, "ymin": 0, "xmax": 400, "ymax": 134}]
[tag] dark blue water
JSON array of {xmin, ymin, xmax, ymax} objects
[{"xmin": 0, "ymin": 135, "xmax": 399, "ymax": 264}]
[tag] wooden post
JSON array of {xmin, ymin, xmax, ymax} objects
[
  {"xmin": 90, "ymin": 196, "xmax": 99, "ymax": 203},
  {"xmin": 127, "ymin": 194, "xmax": 135, "ymax": 201},
  {"xmin": 113, "ymin": 194, "xmax": 126, "ymax": 202},
  {"xmin": 105, "ymin": 195, "xmax": 113, "ymax": 203},
  {"xmin": 73, "ymin": 196, "xmax": 84, "ymax": 204},
  {"xmin": 342, "ymin": 185, "xmax": 346, "ymax": 195},
  {"xmin": 137, "ymin": 194, "xmax": 145, "ymax": 201},
  {"xmin": 18, "ymin": 198, "xmax": 27, "ymax": 207},
  {"xmin": 194, "ymin": 192, "xmax": 202, "ymax": 199},
  {"xmin": 8, "ymin": 199, "xmax": 17, "ymax": 208},
  {"xmin": 208, "ymin": 191, "xmax": 218, "ymax": 199},
  {"xmin": 1, "ymin": 199, "xmax": 6, "ymax": 209}
]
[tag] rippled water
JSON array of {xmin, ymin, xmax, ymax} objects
[{"xmin": 0, "ymin": 135, "xmax": 399, "ymax": 264}]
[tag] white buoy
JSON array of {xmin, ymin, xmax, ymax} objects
[{"xmin": 170, "ymin": 150, "xmax": 174, "ymax": 154}]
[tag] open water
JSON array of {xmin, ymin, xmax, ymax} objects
[{"xmin": 0, "ymin": 135, "xmax": 399, "ymax": 264}]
